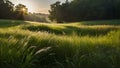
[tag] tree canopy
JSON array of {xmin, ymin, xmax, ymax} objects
[
  {"xmin": 49, "ymin": 0, "xmax": 120, "ymax": 23},
  {"xmin": 0, "ymin": 0, "xmax": 14, "ymax": 19},
  {"xmin": 14, "ymin": 4, "xmax": 28, "ymax": 20},
  {"xmin": 0, "ymin": 0, "xmax": 28, "ymax": 20}
]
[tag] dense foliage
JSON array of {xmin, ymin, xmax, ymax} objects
[
  {"xmin": 0, "ymin": 0, "xmax": 28, "ymax": 20},
  {"xmin": 49, "ymin": 0, "xmax": 120, "ymax": 23}
]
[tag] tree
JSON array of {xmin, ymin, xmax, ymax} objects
[
  {"xmin": 49, "ymin": 1, "xmax": 71, "ymax": 23},
  {"xmin": 14, "ymin": 4, "xmax": 28, "ymax": 20},
  {"xmin": 0, "ymin": 0, "xmax": 14, "ymax": 19},
  {"xmin": 0, "ymin": 0, "xmax": 28, "ymax": 20},
  {"xmin": 49, "ymin": 1, "xmax": 62, "ymax": 22},
  {"xmin": 49, "ymin": 0, "xmax": 120, "ymax": 23}
]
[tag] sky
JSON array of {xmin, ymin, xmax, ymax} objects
[{"xmin": 9, "ymin": 0, "xmax": 71, "ymax": 14}]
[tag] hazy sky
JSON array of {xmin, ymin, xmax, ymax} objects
[{"xmin": 9, "ymin": 0, "xmax": 71, "ymax": 14}]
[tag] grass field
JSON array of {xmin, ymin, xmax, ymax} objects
[{"xmin": 0, "ymin": 19, "xmax": 120, "ymax": 68}]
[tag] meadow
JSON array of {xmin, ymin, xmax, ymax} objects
[{"xmin": 0, "ymin": 19, "xmax": 120, "ymax": 68}]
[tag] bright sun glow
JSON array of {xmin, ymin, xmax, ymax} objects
[
  {"xmin": 13, "ymin": 0, "xmax": 35, "ymax": 12},
  {"xmin": 22, "ymin": 8, "xmax": 25, "ymax": 11},
  {"xmin": 11, "ymin": 0, "xmax": 65, "ymax": 14}
]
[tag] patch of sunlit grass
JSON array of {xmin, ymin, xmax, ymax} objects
[{"xmin": 0, "ymin": 19, "xmax": 120, "ymax": 68}]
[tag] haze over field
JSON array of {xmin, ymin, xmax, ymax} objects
[{"xmin": 9, "ymin": 0, "xmax": 72, "ymax": 14}]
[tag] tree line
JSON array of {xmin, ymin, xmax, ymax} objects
[
  {"xmin": 49, "ymin": 0, "xmax": 120, "ymax": 23},
  {"xmin": 0, "ymin": 0, "xmax": 27, "ymax": 20}
]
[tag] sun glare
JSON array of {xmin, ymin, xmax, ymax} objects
[
  {"xmin": 22, "ymin": 8, "xmax": 25, "ymax": 11},
  {"xmin": 12, "ymin": 0, "xmax": 50, "ymax": 13},
  {"xmin": 14, "ymin": 0, "xmax": 34, "ymax": 12}
]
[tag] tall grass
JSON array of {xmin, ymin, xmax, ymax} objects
[
  {"xmin": 0, "ymin": 20, "xmax": 120, "ymax": 68},
  {"xmin": 23, "ymin": 23, "xmax": 120, "ymax": 36}
]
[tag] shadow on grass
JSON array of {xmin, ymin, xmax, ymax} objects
[
  {"xmin": 23, "ymin": 25, "xmax": 63, "ymax": 34},
  {"xmin": 78, "ymin": 20, "xmax": 120, "ymax": 25},
  {"xmin": 24, "ymin": 25, "xmax": 120, "ymax": 36},
  {"xmin": 64, "ymin": 26, "xmax": 120, "ymax": 36},
  {"xmin": 0, "ymin": 20, "xmax": 29, "ymax": 28}
]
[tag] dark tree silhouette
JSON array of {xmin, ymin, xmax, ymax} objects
[
  {"xmin": 49, "ymin": 1, "xmax": 71, "ymax": 23},
  {"xmin": 14, "ymin": 4, "xmax": 28, "ymax": 20},
  {"xmin": 0, "ymin": 0, "xmax": 28, "ymax": 20},
  {"xmin": 49, "ymin": 0, "xmax": 120, "ymax": 23},
  {"xmin": 49, "ymin": 1, "xmax": 62, "ymax": 22},
  {"xmin": 0, "ymin": 0, "xmax": 14, "ymax": 19}
]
